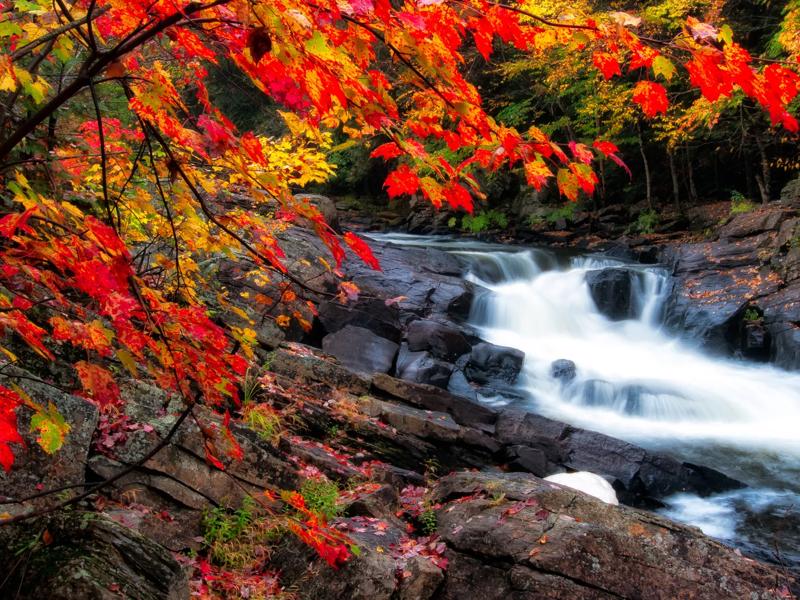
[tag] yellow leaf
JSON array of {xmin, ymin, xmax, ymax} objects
[{"xmin": 116, "ymin": 349, "xmax": 139, "ymax": 377}]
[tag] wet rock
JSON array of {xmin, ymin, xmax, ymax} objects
[
  {"xmin": 495, "ymin": 410, "xmax": 743, "ymax": 506},
  {"xmin": 0, "ymin": 511, "xmax": 188, "ymax": 600},
  {"xmin": 505, "ymin": 444, "xmax": 563, "ymax": 477},
  {"xmin": 585, "ymin": 267, "xmax": 635, "ymax": 321},
  {"xmin": 371, "ymin": 373, "xmax": 497, "ymax": 431},
  {"xmin": 432, "ymin": 471, "xmax": 797, "ymax": 600},
  {"xmin": 395, "ymin": 344, "xmax": 453, "ymax": 389},
  {"xmin": 406, "ymin": 319, "xmax": 472, "ymax": 361},
  {"xmin": 317, "ymin": 298, "xmax": 402, "ymax": 343},
  {"xmin": 322, "ymin": 325, "xmax": 399, "ymax": 375},
  {"xmin": 550, "ymin": 359, "xmax": 576, "ymax": 381},
  {"xmin": 464, "ymin": 342, "xmax": 525, "ymax": 385}
]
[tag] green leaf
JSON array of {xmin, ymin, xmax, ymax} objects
[
  {"xmin": 719, "ymin": 24, "xmax": 733, "ymax": 47},
  {"xmin": 305, "ymin": 31, "xmax": 332, "ymax": 59},
  {"xmin": 652, "ymin": 56, "xmax": 676, "ymax": 81},
  {"xmin": 30, "ymin": 402, "xmax": 70, "ymax": 454},
  {"xmin": 0, "ymin": 20, "xmax": 23, "ymax": 38}
]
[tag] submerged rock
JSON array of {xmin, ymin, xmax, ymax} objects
[
  {"xmin": 550, "ymin": 358, "xmax": 577, "ymax": 381},
  {"xmin": 464, "ymin": 342, "xmax": 524, "ymax": 385},
  {"xmin": 585, "ymin": 267, "xmax": 635, "ymax": 321}
]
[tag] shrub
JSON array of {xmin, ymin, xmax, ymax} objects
[
  {"xmin": 635, "ymin": 209, "xmax": 659, "ymax": 234},
  {"xmin": 730, "ymin": 191, "xmax": 755, "ymax": 215},
  {"xmin": 300, "ymin": 478, "xmax": 343, "ymax": 522}
]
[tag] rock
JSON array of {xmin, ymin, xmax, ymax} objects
[
  {"xmin": 0, "ymin": 511, "xmax": 188, "ymax": 600},
  {"xmin": 550, "ymin": 359, "xmax": 576, "ymax": 381},
  {"xmin": 357, "ymin": 397, "xmax": 461, "ymax": 443},
  {"xmin": 406, "ymin": 319, "xmax": 472, "ymax": 361},
  {"xmin": 398, "ymin": 555, "xmax": 444, "ymax": 600},
  {"xmin": 505, "ymin": 444, "xmax": 563, "ymax": 477},
  {"xmin": 294, "ymin": 193, "xmax": 340, "ymax": 231},
  {"xmin": 758, "ymin": 282, "xmax": 800, "ymax": 369},
  {"xmin": 585, "ymin": 267, "xmax": 635, "ymax": 321},
  {"xmin": 544, "ymin": 471, "xmax": 619, "ymax": 505},
  {"xmin": 718, "ymin": 207, "xmax": 787, "ymax": 239},
  {"xmin": 432, "ymin": 471, "xmax": 797, "ymax": 600},
  {"xmin": 495, "ymin": 410, "xmax": 743, "ymax": 506},
  {"xmin": 268, "ymin": 345, "xmax": 371, "ymax": 394},
  {"xmin": 464, "ymin": 342, "xmax": 525, "ymax": 385},
  {"xmin": 371, "ymin": 373, "xmax": 497, "ymax": 431},
  {"xmin": 395, "ymin": 344, "xmax": 453, "ymax": 389},
  {"xmin": 322, "ymin": 325, "xmax": 399, "ymax": 375},
  {"xmin": 271, "ymin": 516, "xmax": 445, "ymax": 600},
  {"xmin": 781, "ymin": 176, "xmax": 800, "ymax": 206},
  {"xmin": 0, "ymin": 367, "xmax": 98, "ymax": 514},
  {"xmin": 90, "ymin": 394, "xmax": 296, "ymax": 510},
  {"xmin": 318, "ymin": 298, "xmax": 402, "ymax": 342}
]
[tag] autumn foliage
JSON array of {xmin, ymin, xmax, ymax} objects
[{"xmin": 0, "ymin": 0, "xmax": 798, "ymax": 566}]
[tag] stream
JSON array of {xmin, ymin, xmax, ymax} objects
[{"xmin": 372, "ymin": 232, "xmax": 800, "ymax": 569}]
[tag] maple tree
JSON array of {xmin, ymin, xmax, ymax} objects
[{"xmin": 0, "ymin": 0, "xmax": 798, "ymax": 567}]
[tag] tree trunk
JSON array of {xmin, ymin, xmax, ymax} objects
[
  {"xmin": 668, "ymin": 148, "xmax": 681, "ymax": 211},
  {"xmin": 685, "ymin": 143, "xmax": 698, "ymax": 203},
  {"xmin": 755, "ymin": 136, "xmax": 771, "ymax": 203},
  {"xmin": 638, "ymin": 125, "xmax": 652, "ymax": 210}
]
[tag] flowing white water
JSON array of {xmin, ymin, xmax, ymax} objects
[
  {"xmin": 466, "ymin": 249, "xmax": 800, "ymax": 452},
  {"xmin": 370, "ymin": 234, "xmax": 800, "ymax": 566}
]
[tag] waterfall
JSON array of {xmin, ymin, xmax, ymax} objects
[{"xmin": 467, "ymin": 249, "xmax": 800, "ymax": 453}]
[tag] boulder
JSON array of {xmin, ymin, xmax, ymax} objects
[
  {"xmin": 781, "ymin": 176, "xmax": 800, "ymax": 206},
  {"xmin": 550, "ymin": 358, "xmax": 576, "ymax": 381},
  {"xmin": 294, "ymin": 193, "xmax": 340, "ymax": 231},
  {"xmin": 0, "ymin": 512, "xmax": 188, "ymax": 600},
  {"xmin": 464, "ymin": 342, "xmax": 525, "ymax": 385},
  {"xmin": 322, "ymin": 325, "xmax": 399, "ymax": 375},
  {"xmin": 432, "ymin": 471, "xmax": 797, "ymax": 600},
  {"xmin": 406, "ymin": 319, "xmax": 472, "ymax": 361},
  {"xmin": 395, "ymin": 344, "xmax": 453, "ymax": 389},
  {"xmin": 0, "ymin": 368, "xmax": 98, "ymax": 514},
  {"xmin": 585, "ymin": 267, "xmax": 635, "ymax": 321},
  {"xmin": 317, "ymin": 298, "xmax": 402, "ymax": 342}
]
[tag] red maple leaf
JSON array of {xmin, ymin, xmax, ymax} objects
[{"xmin": 632, "ymin": 81, "xmax": 668, "ymax": 117}]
